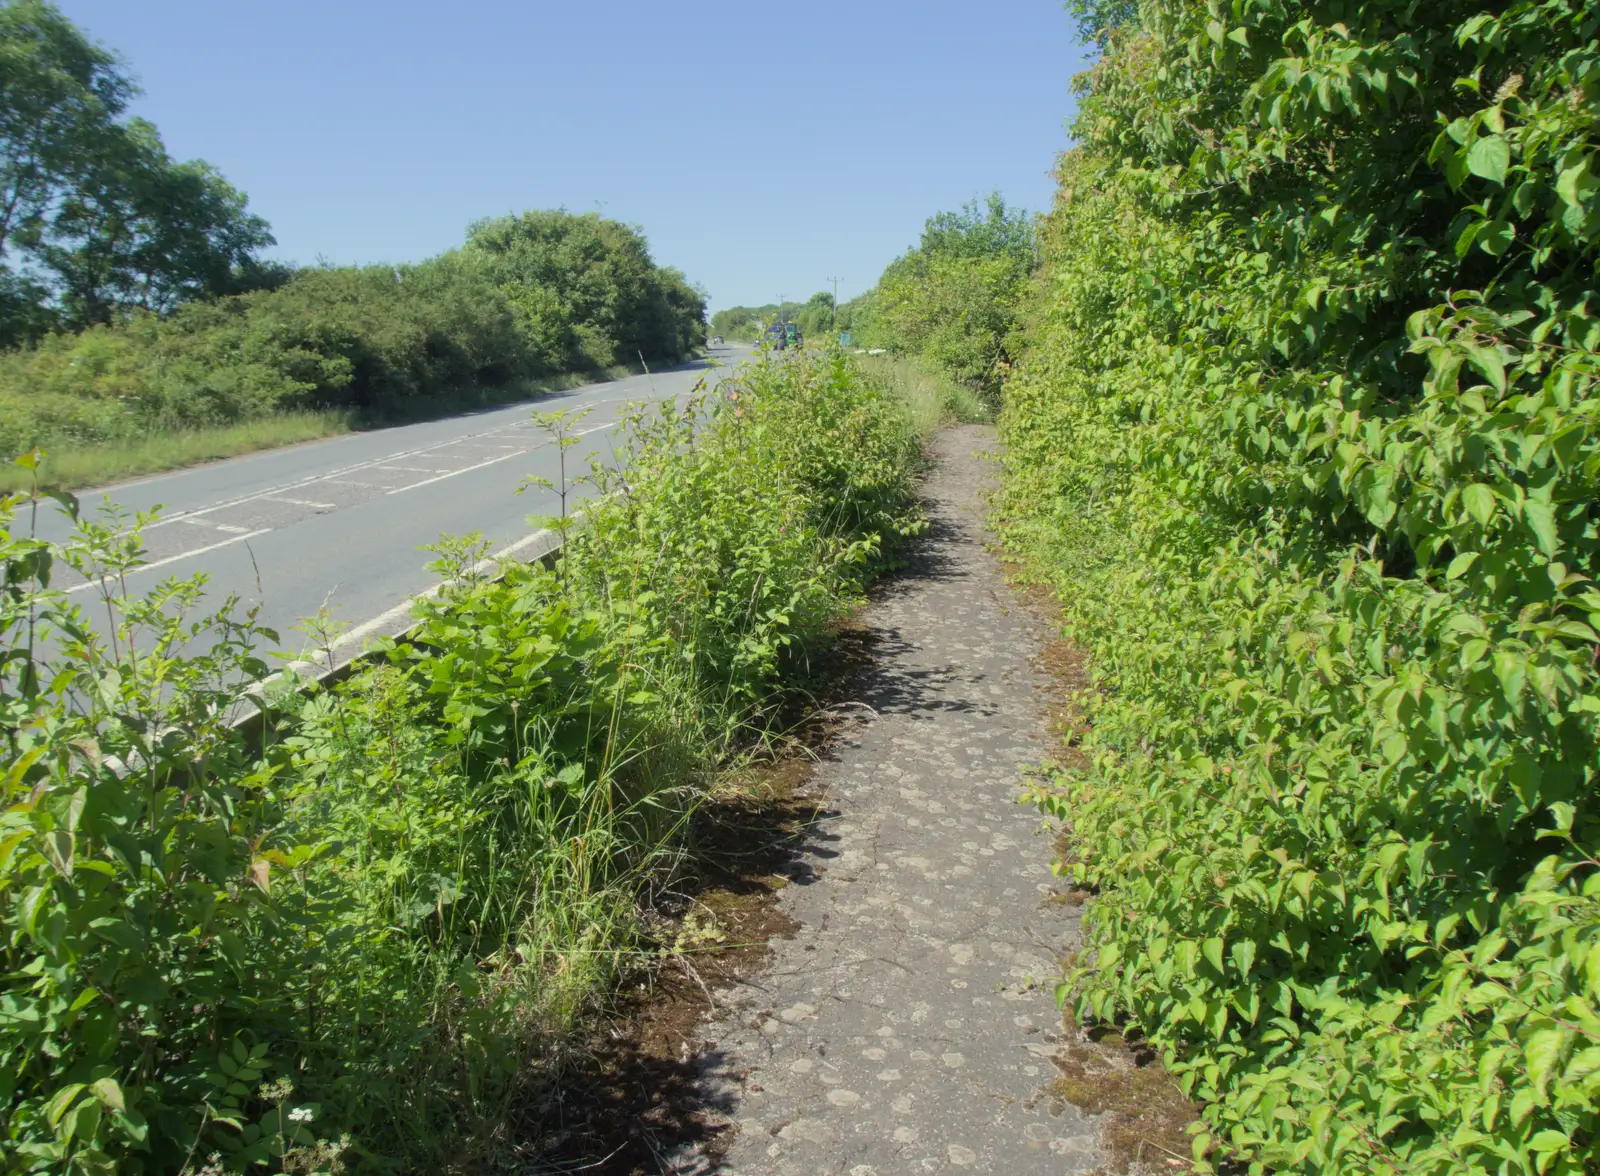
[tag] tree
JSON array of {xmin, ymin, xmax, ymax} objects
[
  {"xmin": 794, "ymin": 291, "xmax": 835, "ymax": 338},
  {"xmin": 918, "ymin": 192, "xmax": 1034, "ymax": 267},
  {"xmin": 0, "ymin": 1, "xmax": 273, "ymax": 338},
  {"xmin": 0, "ymin": 0, "xmax": 130, "ymax": 262},
  {"xmin": 28, "ymin": 118, "xmax": 273, "ymax": 326},
  {"xmin": 466, "ymin": 210, "xmax": 702, "ymax": 370},
  {"xmin": 865, "ymin": 192, "xmax": 1036, "ymax": 395}
]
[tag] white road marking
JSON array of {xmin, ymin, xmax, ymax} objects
[
  {"xmin": 66, "ymin": 529, "xmax": 273, "ymax": 595},
  {"xmin": 377, "ymin": 465, "xmax": 449, "ymax": 473},
  {"xmin": 259, "ymin": 524, "xmax": 568, "ymax": 688},
  {"xmin": 322, "ymin": 478, "xmax": 382, "ymax": 487},
  {"xmin": 264, "ymin": 497, "xmax": 334, "ymax": 509},
  {"xmin": 178, "ymin": 517, "xmax": 217, "ymax": 529},
  {"xmin": 139, "ymin": 413, "xmax": 562, "ymax": 531},
  {"xmin": 384, "ymin": 451, "xmax": 527, "ymax": 495},
  {"xmin": 215, "ymin": 524, "xmax": 253, "ymax": 534},
  {"xmin": 385, "ymin": 421, "xmax": 620, "ymax": 496}
]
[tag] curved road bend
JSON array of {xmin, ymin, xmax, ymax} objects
[{"xmin": 36, "ymin": 345, "xmax": 751, "ymax": 664}]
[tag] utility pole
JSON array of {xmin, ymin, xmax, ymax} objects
[
  {"xmin": 777, "ymin": 294, "xmax": 785, "ymax": 324},
  {"xmin": 827, "ymin": 276, "xmax": 841, "ymax": 333}
]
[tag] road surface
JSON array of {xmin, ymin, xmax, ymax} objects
[{"xmin": 34, "ymin": 345, "xmax": 749, "ymax": 663}]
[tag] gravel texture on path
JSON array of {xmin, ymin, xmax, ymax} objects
[{"xmin": 675, "ymin": 425, "xmax": 1101, "ymax": 1174}]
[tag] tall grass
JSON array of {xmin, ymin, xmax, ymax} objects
[{"xmin": 855, "ymin": 352, "xmax": 991, "ymax": 434}]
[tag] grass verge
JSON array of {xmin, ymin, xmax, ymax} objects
[
  {"xmin": 853, "ymin": 353, "xmax": 990, "ymax": 433},
  {"xmin": 0, "ymin": 362, "xmax": 646, "ymax": 492}
]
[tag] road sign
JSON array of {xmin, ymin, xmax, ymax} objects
[{"xmin": 839, "ymin": 332, "xmax": 853, "ymax": 346}]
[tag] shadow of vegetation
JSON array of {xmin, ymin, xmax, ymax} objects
[{"xmin": 517, "ymin": 479, "xmax": 985, "ymax": 1173}]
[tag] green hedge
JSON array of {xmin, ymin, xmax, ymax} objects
[
  {"xmin": 1003, "ymin": 2, "xmax": 1600, "ymax": 1173},
  {"xmin": 0, "ymin": 211, "xmax": 706, "ymax": 461}
]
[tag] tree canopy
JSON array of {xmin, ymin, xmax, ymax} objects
[{"xmin": 0, "ymin": 0, "xmax": 273, "ymax": 343}]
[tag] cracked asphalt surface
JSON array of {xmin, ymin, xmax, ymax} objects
[{"xmin": 674, "ymin": 425, "xmax": 1101, "ymax": 1174}]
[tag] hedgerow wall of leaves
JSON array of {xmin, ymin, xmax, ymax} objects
[{"xmin": 1001, "ymin": 1, "xmax": 1600, "ymax": 1172}]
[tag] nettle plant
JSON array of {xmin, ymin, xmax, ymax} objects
[{"xmin": 1004, "ymin": 1, "xmax": 1600, "ymax": 1174}]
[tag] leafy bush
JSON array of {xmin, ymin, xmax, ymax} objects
[
  {"xmin": 859, "ymin": 193, "xmax": 1034, "ymax": 398},
  {"xmin": 1003, "ymin": 2, "xmax": 1600, "ymax": 1173},
  {"xmin": 464, "ymin": 210, "xmax": 706, "ymax": 371},
  {"xmin": 0, "ymin": 350, "xmax": 921, "ymax": 1172}
]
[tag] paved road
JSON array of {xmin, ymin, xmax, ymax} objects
[{"xmin": 38, "ymin": 345, "xmax": 750, "ymax": 662}]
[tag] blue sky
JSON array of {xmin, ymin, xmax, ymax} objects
[{"xmin": 56, "ymin": 1, "xmax": 1090, "ymax": 311}]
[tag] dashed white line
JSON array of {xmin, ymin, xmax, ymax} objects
[
  {"xmin": 178, "ymin": 518, "xmax": 254, "ymax": 535},
  {"xmin": 385, "ymin": 451, "xmax": 526, "ymax": 495},
  {"xmin": 377, "ymin": 465, "xmax": 449, "ymax": 474},
  {"xmin": 139, "ymin": 417, "xmax": 557, "ymax": 530},
  {"xmin": 265, "ymin": 497, "xmax": 334, "ymax": 509},
  {"xmin": 65, "ymin": 528, "xmax": 273, "ymax": 595}
]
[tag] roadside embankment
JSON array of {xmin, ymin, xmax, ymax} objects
[
  {"xmin": 1, "ymin": 210, "xmax": 706, "ymax": 491},
  {"xmin": 0, "ymin": 348, "xmax": 927, "ymax": 1172}
]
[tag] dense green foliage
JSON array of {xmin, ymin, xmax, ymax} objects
[
  {"xmin": 0, "ymin": 1, "xmax": 275, "ymax": 344},
  {"xmin": 1002, "ymin": 1, "xmax": 1600, "ymax": 1172},
  {"xmin": 466, "ymin": 210, "xmax": 706, "ymax": 371},
  {"xmin": 858, "ymin": 193, "xmax": 1035, "ymax": 397},
  {"xmin": 0, "ymin": 213, "xmax": 706, "ymax": 464},
  {"xmin": 0, "ymin": 350, "xmax": 923, "ymax": 1172}
]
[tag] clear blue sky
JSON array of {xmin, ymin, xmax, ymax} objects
[{"xmin": 56, "ymin": 1, "xmax": 1090, "ymax": 312}]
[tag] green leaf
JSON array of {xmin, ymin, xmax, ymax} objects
[
  {"xmin": 1557, "ymin": 159, "xmax": 1593, "ymax": 206},
  {"xmin": 1447, "ymin": 551, "xmax": 1479, "ymax": 580},
  {"xmin": 1477, "ymin": 219, "xmax": 1515, "ymax": 256},
  {"xmin": 39, "ymin": 831, "xmax": 73, "ymax": 879},
  {"xmin": 1525, "ymin": 1029, "xmax": 1563, "ymax": 1099},
  {"xmin": 69, "ymin": 1097, "xmax": 101, "ymax": 1145},
  {"xmin": 1524, "ymin": 500, "xmax": 1559, "ymax": 556},
  {"xmin": 1202, "ymin": 937, "xmax": 1225, "ymax": 974},
  {"xmin": 1466, "ymin": 135, "xmax": 1510, "ymax": 185},
  {"xmin": 45, "ymin": 1084, "xmax": 85, "ymax": 1128},
  {"xmin": 1529, "ymin": 1128, "xmax": 1569, "ymax": 1154},
  {"xmin": 1462, "ymin": 483, "xmax": 1498, "ymax": 526},
  {"xmin": 88, "ymin": 1078, "xmax": 124, "ymax": 1113}
]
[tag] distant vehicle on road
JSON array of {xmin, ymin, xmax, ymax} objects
[
  {"xmin": 764, "ymin": 322, "xmax": 802, "ymax": 350},
  {"xmin": 711, "ymin": 334, "xmax": 724, "ymax": 345}
]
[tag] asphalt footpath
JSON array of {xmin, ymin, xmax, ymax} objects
[{"xmin": 675, "ymin": 425, "xmax": 1104, "ymax": 1175}]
